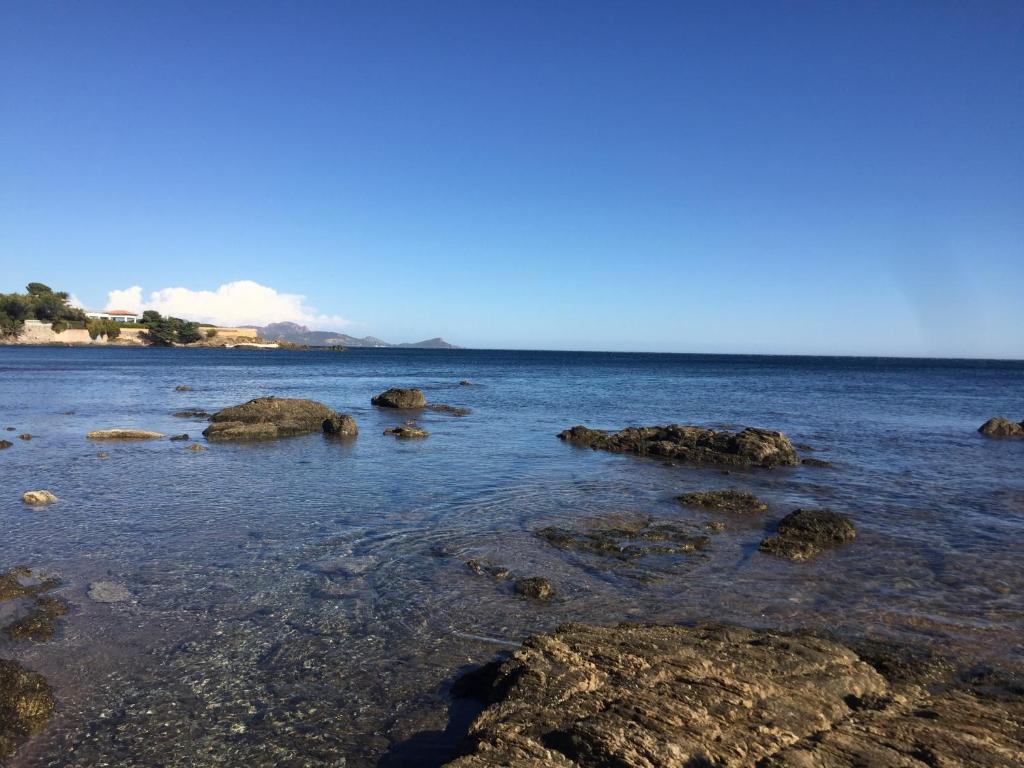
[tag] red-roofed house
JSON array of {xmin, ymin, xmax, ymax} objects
[{"xmin": 85, "ymin": 309, "xmax": 142, "ymax": 323}]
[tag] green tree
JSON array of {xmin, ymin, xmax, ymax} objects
[{"xmin": 142, "ymin": 310, "xmax": 162, "ymax": 324}]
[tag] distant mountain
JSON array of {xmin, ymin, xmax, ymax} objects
[{"xmin": 257, "ymin": 322, "xmax": 458, "ymax": 349}]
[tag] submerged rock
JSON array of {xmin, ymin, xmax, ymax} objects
[
  {"xmin": 87, "ymin": 581, "xmax": 131, "ymax": 603},
  {"xmin": 96, "ymin": 451, "xmax": 108, "ymax": 459},
  {"xmin": 87, "ymin": 429, "xmax": 164, "ymax": 440},
  {"xmin": 801, "ymin": 457, "xmax": 835, "ymax": 468},
  {"xmin": 17, "ymin": 434, "xmax": 31, "ymax": 441},
  {"xmin": 514, "ymin": 577, "xmax": 554, "ymax": 600},
  {"xmin": 371, "ymin": 388, "xmax": 427, "ymax": 409},
  {"xmin": 0, "ymin": 568, "xmax": 60, "ymax": 603},
  {"xmin": 458, "ymin": 379, "xmax": 472, "ymax": 386},
  {"xmin": 0, "ymin": 440, "xmax": 11, "ymax": 450},
  {"xmin": 384, "ymin": 425, "xmax": 429, "ymax": 439},
  {"xmin": 443, "ymin": 623, "xmax": 1024, "ymax": 768},
  {"xmin": 323, "ymin": 413, "xmax": 359, "ymax": 437},
  {"xmin": 172, "ymin": 410, "xmax": 211, "ymax": 419},
  {"xmin": 675, "ymin": 489, "xmax": 769, "ymax": 514},
  {"xmin": 21, "ymin": 490, "xmax": 57, "ymax": 506},
  {"xmin": 760, "ymin": 508, "xmax": 856, "ymax": 561},
  {"xmin": 978, "ymin": 417, "xmax": 1024, "ymax": 437},
  {"xmin": 4, "ymin": 596, "xmax": 69, "ymax": 642},
  {"xmin": 466, "ymin": 559, "xmax": 512, "ymax": 580},
  {"xmin": 428, "ymin": 403, "xmax": 472, "ymax": 417},
  {"xmin": 186, "ymin": 444, "xmax": 206, "ymax": 452},
  {"xmin": 538, "ymin": 520, "xmax": 709, "ymax": 560},
  {"xmin": 0, "ymin": 658, "xmax": 55, "ymax": 760},
  {"xmin": 169, "ymin": 433, "xmax": 190, "ymax": 441},
  {"xmin": 203, "ymin": 397, "xmax": 350, "ymax": 441},
  {"xmin": 174, "ymin": 385, "xmax": 192, "ymax": 391},
  {"xmin": 558, "ymin": 424, "xmax": 800, "ymax": 468}
]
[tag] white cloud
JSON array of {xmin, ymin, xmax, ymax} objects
[{"xmin": 104, "ymin": 280, "xmax": 349, "ymax": 330}]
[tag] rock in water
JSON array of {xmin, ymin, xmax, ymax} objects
[
  {"xmin": 384, "ymin": 425, "xmax": 429, "ymax": 439},
  {"xmin": 87, "ymin": 581, "xmax": 131, "ymax": 603},
  {"xmin": 4, "ymin": 596, "xmax": 69, "ymax": 642},
  {"xmin": 675, "ymin": 489, "xmax": 769, "ymax": 514},
  {"xmin": 174, "ymin": 385, "xmax": 192, "ymax": 391},
  {"xmin": 458, "ymin": 379, "xmax": 472, "ymax": 386},
  {"xmin": 17, "ymin": 434, "xmax": 31, "ymax": 441},
  {"xmin": 759, "ymin": 508, "xmax": 856, "ymax": 561},
  {"xmin": 0, "ymin": 440, "xmax": 11, "ymax": 450},
  {"xmin": 514, "ymin": 577, "xmax": 554, "ymax": 600},
  {"xmin": 86, "ymin": 429, "xmax": 164, "ymax": 440},
  {"xmin": 371, "ymin": 388, "xmax": 427, "ymax": 409},
  {"xmin": 202, "ymin": 397, "xmax": 352, "ymax": 441},
  {"xmin": 21, "ymin": 490, "xmax": 57, "ymax": 506},
  {"xmin": 978, "ymin": 417, "xmax": 1024, "ymax": 437},
  {"xmin": 558, "ymin": 424, "xmax": 800, "ymax": 468},
  {"xmin": 428, "ymin": 403, "xmax": 472, "ymax": 416},
  {"xmin": 172, "ymin": 410, "xmax": 211, "ymax": 419},
  {"xmin": 168, "ymin": 434, "xmax": 189, "ymax": 441},
  {"xmin": 443, "ymin": 623, "xmax": 1024, "ymax": 768},
  {"xmin": 0, "ymin": 658, "xmax": 55, "ymax": 760},
  {"xmin": 186, "ymin": 444, "xmax": 206, "ymax": 452},
  {"xmin": 323, "ymin": 413, "xmax": 359, "ymax": 437}
]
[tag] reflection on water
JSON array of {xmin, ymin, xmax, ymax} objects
[{"xmin": 1, "ymin": 348, "xmax": 1023, "ymax": 766}]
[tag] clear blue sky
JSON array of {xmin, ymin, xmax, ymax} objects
[{"xmin": 2, "ymin": 1, "xmax": 1022, "ymax": 356}]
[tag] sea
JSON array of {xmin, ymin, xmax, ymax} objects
[{"xmin": 1, "ymin": 346, "xmax": 1022, "ymax": 767}]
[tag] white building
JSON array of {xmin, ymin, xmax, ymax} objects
[{"xmin": 84, "ymin": 309, "xmax": 142, "ymax": 323}]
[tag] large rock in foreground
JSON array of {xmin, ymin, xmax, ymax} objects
[
  {"xmin": 558, "ymin": 424, "xmax": 799, "ymax": 468},
  {"xmin": 978, "ymin": 417, "xmax": 1024, "ymax": 437},
  {"xmin": 0, "ymin": 658, "xmax": 55, "ymax": 760},
  {"xmin": 371, "ymin": 388, "xmax": 427, "ymax": 409},
  {"xmin": 444, "ymin": 623, "xmax": 1024, "ymax": 768},
  {"xmin": 202, "ymin": 397, "xmax": 352, "ymax": 441}
]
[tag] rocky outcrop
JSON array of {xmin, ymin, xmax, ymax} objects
[
  {"xmin": 384, "ymin": 425, "xmax": 429, "ymax": 439},
  {"xmin": 675, "ymin": 490, "xmax": 768, "ymax": 514},
  {"xmin": 444, "ymin": 622, "xmax": 1024, "ymax": 768},
  {"xmin": 371, "ymin": 388, "xmax": 427, "ymax": 409},
  {"xmin": 86, "ymin": 429, "xmax": 164, "ymax": 440},
  {"xmin": 760, "ymin": 508, "xmax": 856, "ymax": 561},
  {"xmin": 558, "ymin": 424, "xmax": 799, "ymax": 468},
  {"xmin": 323, "ymin": 414, "xmax": 358, "ymax": 437},
  {"xmin": 978, "ymin": 417, "xmax": 1024, "ymax": 437},
  {"xmin": 0, "ymin": 658, "xmax": 55, "ymax": 760},
  {"xmin": 202, "ymin": 397, "xmax": 353, "ymax": 441},
  {"xmin": 21, "ymin": 490, "xmax": 57, "ymax": 506}
]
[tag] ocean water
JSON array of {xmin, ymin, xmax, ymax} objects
[{"xmin": 1, "ymin": 347, "xmax": 1022, "ymax": 767}]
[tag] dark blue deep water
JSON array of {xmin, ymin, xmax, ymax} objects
[{"xmin": 1, "ymin": 347, "xmax": 1022, "ymax": 766}]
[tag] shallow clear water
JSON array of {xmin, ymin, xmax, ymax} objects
[{"xmin": 1, "ymin": 347, "xmax": 1022, "ymax": 766}]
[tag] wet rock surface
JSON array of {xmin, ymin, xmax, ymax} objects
[
  {"xmin": 760, "ymin": 508, "xmax": 857, "ymax": 561},
  {"xmin": 979, "ymin": 417, "xmax": 1024, "ymax": 437},
  {"xmin": 444, "ymin": 623, "xmax": 1024, "ymax": 768},
  {"xmin": 0, "ymin": 568, "xmax": 60, "ymax": 604},
  {"xmin": 371, "ymin": 387, "xmax": 427, "ymax": 409},
  {"xmin": 558, "ymin": 424, "xmax": 800, "ymax": 468},
  {"xmin": 323, "ymin": 413, "xmax": 359, "ymax": 437},
  {"xmin": 0, "ymin": 440, "xmax": 11, "ymax": 450},
  {"xmin": 21, "ymin": 490, "xmax": 57, "ymax": 506},
  {"xmin": 0, "ymin": 658, "xmax": 55, "ymax": 760},
  {"xmin": 86, "ymin": 429, "xmax": 164, "ymax": 440},
  {"xmin": 675, "ymin": 489, "xmax": 769, "ymax": 514},
  {"xmin": 514, "ymin": 577, "xmax": 553, "ymax": 600},
  {"xmin": 203, "ymin": 397, "xmax": 345, "ymax": 441},
  {"xmin": 384, "ymin": 425, "xmax": 429, "ymax": 439},
  {"xmin": 168, "ymin": 433, "xmax": 189, "ymax": 441},
  {"xmin": 538, "ymin": 518, "xmax": 710, "ymax": 561},
  {"xmin": 4, "ymin": 596, "xmax": 69, "ymax": 642}
]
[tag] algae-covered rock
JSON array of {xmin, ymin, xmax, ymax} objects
[
  {"xmin": 759, "ymin": 508, "xmax": 856, "ymax": 561},
  {"xmin": 203, "ymin": 397, "xmax": 346, "ymax": 441},
  {"xmin": 174, "ymin": 385, "xmax": 192, "ymax": 392},
  {"xmin": 514, "ymin": 577, "xmax": 553, "ymax": 600},
  {"xmin": 87, "ymin": 429, "xmax": 164, "ymax": 440},
  {"xmin": 675, "ymin": 489, "xmax": 769, "ymax": 514},
  {"xmin": 428, "ymin": 403, "xmax": 471, "ymax": 416},
  {"xmin": 0, "ymin": 658, "xmax": 55, "ymax": 760},
  {"xmin": 978, "ymin": 417, "xmax": 1024, "ymax": 437},
  {"xmin": 173, "ymin": 409, "xmax": 211, "ymax": 418},
  {"xmin": 323, "ymin": 413, "xmax": 359, "ymax": 437},
  {"xmin": 0, "ymin": 568, "xmax": 60, "ymax": 603},
  {"xmin": 371, "ymin": 388, "xmax": 427, "ymax": 409},
  {"xmin": 443, "ymin": 623, "xmax": 1024, "ymax": 768},
  {"xmin": 538, "ymin": 520, "xmax": 709, "ymax": 560},
  {"xmin": 384, "ymin": 425, "xmax": 429, "ymax": 439},
  {"xmin": 558, "ymin": 424, "xmax": 800, "ymax": 468},
  {"xmin": 21, "ymin": 490, "xmax": 57, "ymax": 506},
  {"xmin": 4, "ymin": 596, "xmax": 69, "ymax": 642}
]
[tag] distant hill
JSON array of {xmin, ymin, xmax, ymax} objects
[{"xmin": 257, "ymin": 322, "xmax": 458, "ymax": 349}]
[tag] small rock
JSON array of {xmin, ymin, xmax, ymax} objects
[
  {"xmin": 21, "ymin": 490, "xmax": 57, "ymax": 506},
  {"xmin": 87, "ymin": 429, "xmax": 164, "ymax": 440},
  {"xmin": 169, "ymin": 434, "xmax": 190, "ymax": 441},
  {"xmin": 186, "ymin": 444, "xmax": 206, "ymax": 452},
  {"xmin": 371, "ymin": 388, "xmax": 427, "ymax": 409},
  {"xmin": 466, "ymin": 559, "xmax": 512, "ymax": 580},
  {"xmin": 96, "ymin": 452, "xmax": 109, "ymax": 459},
  {"xmin": 4, "ymin": 427, "xmax": 14, "ymax": 431},
  {"xmin": 323, "ymin": 414, "xmax": 359, "ymax": 437},
  {"xmin": 172, "ymin": 410, "xmax": 211, "ymax": 419},
  {"xmin": 0, "ymin": 440, "xmax": 11, "ymax": 450},
  {"xmin": 704, "ymin": 521, "xmax": 727, "ymax": 533},
  {"xmin": 759, "ymin": 509, "xmax": 856, "ymax": 561},
  {"xmin": 87, "ymin": 581, "xmax": 131, "ymax": 603},
  {"xmin": 428, "ymin": 403, "xmax": 472, "ymax": 417},
  {"xmin": 384, "ymin": 425, "xmax": 429, "ymax": 439},
  {"xmin": 458, "ymin": 380, "xmax": 471, "ymax": 386},
  {"xmin": 17, "ymin": 434, "xmax": 31, "ymax": 441},
  {"xmin": 515, "ymin": 577, "xmax": 554, "ymax": 600},
  {"xmin": 0, "ymin": 658, "xmax": 55, "ymax": 759},
  {"xmin": 174, "ymin": 385, "xmax": 192, "ymax": 392},
  {"xmin": 802, "ymin": 457, "xmax": 835, "ymax": 468},
  {"xmin": 676, "ymin": 490, "xmax": 769, "ymax": 514},
  {"xmin": 978, "ymin": 417, "xmax": 1024, "ymax": 438}
]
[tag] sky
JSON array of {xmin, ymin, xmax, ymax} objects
[{"xmin": 1, "ymin": 1, "xmax": 1022, "ymax": 356}]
